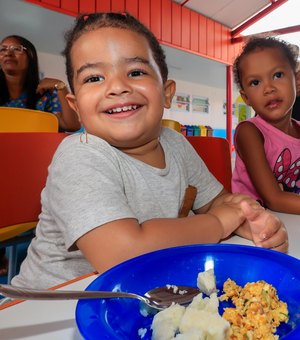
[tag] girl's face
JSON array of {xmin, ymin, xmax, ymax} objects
[
  {"xmin": 66, "ymin": 27, "xmax": 175, "ymax": 149},
  {"xmin": 0, "ymin": 37, "xmax": 29, "ymax": 77},
  {"xmin": 239, "ymin": 47, "xmax": 296, "ymax": 123}
]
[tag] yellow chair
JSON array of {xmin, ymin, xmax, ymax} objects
[
  {"xmin": 0, "ymin": 107, "xmax": 59, "ymax": 132},
  {"xmin": 161, "ymin": 119, "xmax": 181, "ymax": 132}
]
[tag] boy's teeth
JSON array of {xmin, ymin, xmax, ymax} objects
[{"xmin": 108, "ymin": 105, "xmax": 138, "ymax": 114}]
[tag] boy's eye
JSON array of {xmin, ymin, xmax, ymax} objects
[
  {"xmin": 274, "ymin": 71, "xmax": 283, "ymax": 80},
  {"xmin": 84, "ymin": 75, "xmax": 104, "ymax": 83},
  {"xmin": 250, "ymin": 79, "xmax": 260, "ymax": 87},
  {"xmin": 128, "ymin": 69, "xmax": 146, "ymax": 77}
]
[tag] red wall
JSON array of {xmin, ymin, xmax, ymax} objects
[{"xmin": 24, "ymin": 0, "xmax": 242, "ymax": 65}]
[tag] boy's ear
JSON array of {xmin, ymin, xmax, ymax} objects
[
  {"xmin": 66, "ymin": 93, "xmax": 81, "ymax": 122},
  {"xmin": 164, "ymin": 80, "xmax": 176, "ymax": 109},
  {"xmin": 240, "ymin": 90, "xmax": 250, "ymax": 105}
]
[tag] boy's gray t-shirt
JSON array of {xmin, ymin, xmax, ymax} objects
[{"xmin": 12, "ymin": 128, "xmax": 223, "ymax": 289}]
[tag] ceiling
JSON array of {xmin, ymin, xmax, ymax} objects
[
  {"xmin": 173, "ymin": 0, "xmax": 300, "ymax": 43},
  {"xmin": 173, "ymin": 0, "xmax": 272, "ymax": 30},
  {"xmin": 0, "ymin": 0, "xmax": 297, "ymax": 89}
]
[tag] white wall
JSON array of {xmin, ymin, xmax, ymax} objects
[
  {"xmin": 163, "ymin": 78, "xmax": 235, "ymax": 129},
  {"xmin": 38, "ymin": 51, "xmax": 68, "ymax": 85}
]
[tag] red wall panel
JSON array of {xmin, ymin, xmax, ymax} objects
[
  {"xmin": 79, "ymin": 0, "xmax": 95, "ymax": 13},
  {"xmin": 96, "ymin": 0, "xmax": 111, "ymax": 12},
  {"xmin": 228, "ymin": 42, "xmax": 236, "ymax": 65},
  {"xmin": 42, "ymin": 0, "xmax": 59, "ymax": 6},
  {"xmin": 171, "ymin": 2, "xmax": 181, "ymax": 47},
  {"xmin": 61, "ymin": 0, "xmax": 78, "ymax": 14},
  {"xmin": 24, "ymin": 0, "xmax": 239, "ymax": 65},
  {"xmin": 206, "ymin": 18, "xmax": 214, "ymax": 58},
  {"xmin": 125, "ymin": 0, "xmax": 138, "ymax": 17},
  {"xmin": 221, "ymin": 25, "xmax": 228, "ymax": 61},
  {"xmin": 161, "ymin": 0, "xmax": 171, "ymax": 43},
  {"xmin": 198, "ymin": 14, "xmax": 207, "ymax": 56},
  {"xmin": 181, "ymin": 7, "xmax": 190, "ymax": 50},
  {"xmin": 190, "ymin": 11, "xmax": 199, "ymax": 53},
  {"xmin": 111, "ymin": 0, "xmax": 125, "ymax": 12},
  {"xmin": 214, "ymin": 22, "xmax": 222, "ymax": 60},
  {"xmin": 150, "ymin": 0, "xmax": 162, "ymax": 40},
  {"xmin": 138, "ymin": 0, "xmax": 150, "ymax": 28}
]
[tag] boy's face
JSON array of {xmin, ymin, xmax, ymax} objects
[
  {"xmin": 239, "ymin": 47, "xmax": 296, "ymax": 123},
  {"xmin": 66, "ymin": 27, "xmax": 175, "ymax": 148}
]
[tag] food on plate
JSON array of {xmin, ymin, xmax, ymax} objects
[
  {"xmin": 151, "ymin": 268, "xmax": 230, "ymax": 339},
  {"xmin": 197, "ymin": 268, "xmax": 217, "ymax": 296},
  {"xmin": 149, "ymin": 270, "xmax": 289, "ymax": 340},
  {"xmin": 220, "ymin": 279, "xmax": 289, "ymax": 339},
  {"xmin": 151, "ymin": 292, "xmax": 230, "ymax": 340}
]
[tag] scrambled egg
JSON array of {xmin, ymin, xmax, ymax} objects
[{"xmin": 219, "ymin": 279, "xmax": 289, "ymax": 340}]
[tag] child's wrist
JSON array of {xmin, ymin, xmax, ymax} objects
[{"xmin": 206, "ymin": 213, "xmax": 224, "ymax": 240}]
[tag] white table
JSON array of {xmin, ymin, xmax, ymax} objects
[{"xmin": 0, "ymin": 212, "xmax": 299, "ymax": 339}]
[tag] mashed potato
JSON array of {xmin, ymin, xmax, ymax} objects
[
  {"xmin": 151, "ymin": 292, "xmax": 230, "ymax": 340},
  {"xmin": 149, "ymin": 272, "xmax": 288, "ymax": 340},
  {"xmin": 151, "ymin": 269, "xmax": 230, "ymax": 340},
  {"xmin": 220, "ymin": 279, "xmax": 289, "ymax": 339}
]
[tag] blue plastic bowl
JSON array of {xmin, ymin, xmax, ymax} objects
[{"xmin": 76, "ymin": 244, "xmax": 300, "ymax": 339}]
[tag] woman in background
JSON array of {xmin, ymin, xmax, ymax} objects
[
  {"xmin": 0, "ymin": 35, "xmax": 81, "ymax": 276},
  {"xmin": 0, "ymin": 35, "xmax": 81, "ymax": 131}
]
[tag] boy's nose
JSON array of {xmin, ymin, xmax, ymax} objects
[{"xmin": 106, "ymin": 76, "xmax": 132, "ymax": 96}]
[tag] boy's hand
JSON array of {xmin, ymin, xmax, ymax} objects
[
  {"xmin": 240, "ymin": 201, "xmax": 288, "ymax": 253},
  {"xmin": 208, "ymin": 193, "xmax": 265, "ymax": 239}
]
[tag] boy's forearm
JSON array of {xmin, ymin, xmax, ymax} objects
[{"xmin": 141, "ymin": 213, "xmax": 224, "ymax": 247}]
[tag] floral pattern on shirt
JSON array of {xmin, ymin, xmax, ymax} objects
[{"xmin": 4, "ymin": 90, "xmax": 62, "ymax": 114}]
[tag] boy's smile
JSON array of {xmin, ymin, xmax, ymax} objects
[{"xmin": 66, "ymin": 27, "xmax": 175, "ymax": 150}]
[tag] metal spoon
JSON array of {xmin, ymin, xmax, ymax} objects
[{"xmin": 0, "ymin": 284, "xmax": 200, "ymax": 311}]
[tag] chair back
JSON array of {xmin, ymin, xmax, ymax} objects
[
  {"xmin": 0, "ymin": 107, "xmax": 59, "ymax": 132},
  {"xmin": 161, "ymin": 119, "xmax": 181, "ymax": 132},
  {"xmin": 0, "ymin": 133, "xmax": 68, "ymax": 230},
  {"xmin": 186, "ymin": 136, "xmax": 232, "ymax": 192}
]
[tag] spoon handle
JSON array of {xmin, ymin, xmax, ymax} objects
[{"xmin": 0, "ymin": 284, "xmax": 145, "ymax": 301}]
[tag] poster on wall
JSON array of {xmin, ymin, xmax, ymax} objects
[
  {"xmin": 171, "ymin": 93, "xmax": 190, "ymax": 113},
  {"xmin": 237, "ymin": 103, "xmax": 251, "ymax": 122},
  {"xmin": 223, "ymin": 101, "xmax": 236, "ymax": 115},
  {"xmin": 192, "ymin": 95, "xmax": 209, "ymax": 113},
  {"xmin": 226, "ymin": 95, "xmax": 252, "ymax": 122}
]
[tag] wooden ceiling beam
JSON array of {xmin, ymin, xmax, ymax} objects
[
  {"xmin": 232, "ymin": 24, "xmax": 300, "ymax": 44},
  {"xmin": 231, "ymin": 0, "xmax": 288, "ymax": 39}
]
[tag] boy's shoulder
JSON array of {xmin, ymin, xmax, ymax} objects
[{"xmin": 160, "ymin": 126, "xmax": 185, "ymax": 142}]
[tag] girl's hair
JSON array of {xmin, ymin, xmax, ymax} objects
[
  {"xmin": 0, "ymin": 35, "xmax": 40, "ymax": 109},
  {"xmin": 63, "ymin": 12, "xmax": 168, "ymax": 93},
  {"xmin": 233, "ymin": 36, "xmax": 299, "ymax": 90}
]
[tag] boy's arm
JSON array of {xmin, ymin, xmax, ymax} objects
[
  {"xmin": 195, "ymin": 189, "xmax": 288, "ymax": 253},
  {"xmin": 76, "ymin": 191, "xmax": 287, "ymax": 275},
  {"xmin": 76, "ymin": 213, "xmax": 225, "ymax": 275}
]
